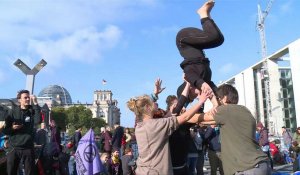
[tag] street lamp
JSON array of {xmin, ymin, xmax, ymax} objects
[{"xmin": 14, "ymin": 59, "xmax": 47, "ymax": 94}]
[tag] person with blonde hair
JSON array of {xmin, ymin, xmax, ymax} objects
[{"xmin": 127, "ymin": 79, "xmax": 209, "ymax": 175}]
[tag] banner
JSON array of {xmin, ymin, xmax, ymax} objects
[{"xmin": 75, "ymin": 129, "xmax": 104, "ymax": 175}]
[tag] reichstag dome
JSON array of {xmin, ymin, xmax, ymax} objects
[{"xmin": 38, "ymin": 85, "xmax": 72, "ymax": 105}]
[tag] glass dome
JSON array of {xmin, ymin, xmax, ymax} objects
[{"xmin": 38, "ymin": 85, "xmax": 72, "ymax": 105}]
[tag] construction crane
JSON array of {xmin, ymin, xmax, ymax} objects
[{"xmin": 257, "ymin": 0, "xmax": 274, "ymax": 129}]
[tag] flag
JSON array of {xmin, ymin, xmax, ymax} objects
[
  {"xmin": 75, "ymin": 129, "xmax": 104, "ymax": 175},
  {"xmin": 102, "ymin": 79, "xmax": 107, "ymax": 85}
]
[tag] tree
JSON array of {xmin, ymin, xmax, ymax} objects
[
  {"xmin": 51, "ymin": 107, "xmax": 67, "ymax": 131},
  {"xmin": 64, "ymin": 105, "xmax": 107, "ymax": 136}
]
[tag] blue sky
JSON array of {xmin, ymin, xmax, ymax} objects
[{"xmin": 1, "ymin": 0, "xmax": 300, "ymax": 127}]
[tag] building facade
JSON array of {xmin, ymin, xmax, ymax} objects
[
  {"xmin": 37, "ymin": 85, "xmax": 120, "ymax": 127},
  {"xmin": 91, "ymin": 90, "xmax": 121, "ymax": 126},
  {"xmin": 219, "ymin": 38, "xmax": 300, "ymax": 135}
]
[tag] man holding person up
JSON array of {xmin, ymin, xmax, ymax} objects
[{"xmin": 196, "ymin": 84, "xmax": 271, "ymax": 175}]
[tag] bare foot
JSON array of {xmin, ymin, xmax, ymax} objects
[{"xmin": 197, "ymin": 0, "xmax": 215, "ymax": 18}]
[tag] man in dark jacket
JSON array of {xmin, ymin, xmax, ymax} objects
[
  {"xmin": 3, "ymin": 90, "xmax": 41, "ymax": 175},
  {"xmin": 35, "ymin": 122, "xmax": 48, "ymax": 146},
  {"xmin": 73, "ymin": 126, "xmax": 82, "ymax": 151},
  {"xmin": 112, "ymin": 122, "xmax": 124, "ymax": 152},
  {"xmin": 50, "ymin": 119, "xmax": 61, "ymax": 145}
]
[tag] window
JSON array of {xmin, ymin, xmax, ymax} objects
[
  {"xmin": 282, "ymin": 89, "xmax": 287, "ymax": 98},
  {"xmin": 284, "ymin": 100, "xmax": 288, "ymax": 108},
  {"xmin": 281, "ymin": 80, "xmax": 287, "ymax": 87},
  {"xmin": 284, "ymin": 109, "xmax": 289, "ymax": 118}
]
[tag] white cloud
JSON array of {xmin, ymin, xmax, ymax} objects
[
  {"xmin": 0, "ymin": 0, "xmax": 159, "ymax": 68},
  {"xmin": 27, "ymin": 25, "xmax": 122, "ymax": 67},
  {"xmin": 218, "ymin": 63, "xmax": 235, "ymax": 74}
]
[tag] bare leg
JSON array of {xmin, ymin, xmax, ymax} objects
[{"xmin": 197, "ymin": 0, "xmax": 215, "ymax": 19}]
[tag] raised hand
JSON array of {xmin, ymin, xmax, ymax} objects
[
  {"xmin": 30, "ymin": 95, "xmax": 38, "ymax": 105},
  {"xmin": 154, "ymin": 78, "xmax": 166, "ymax": 96},
  {"xmin": 201, "ymin": 82, "xmax": 213, "ymax": 97},
  {"xmin": 197, "ymin": 89, "xmax": 210, "ymax": 103}
]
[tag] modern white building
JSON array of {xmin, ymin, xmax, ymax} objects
[{"xmin": 219, "ymin": 38, "xmax": 300, "ymax": 135}]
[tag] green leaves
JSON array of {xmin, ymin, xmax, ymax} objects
[{"xmin": 51, "ymin": 105, "xmax": 107, "ymax": 136}]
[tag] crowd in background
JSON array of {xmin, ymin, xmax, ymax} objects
[{"xmin": 256, "ymin": 122, "xmax": 300, "ymax": 172}]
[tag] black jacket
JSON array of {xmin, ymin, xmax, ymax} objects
[
  {"xmin": 3, "ymin": 105, "xmax": 41, "ymax": 149},
  {"xmin": 112, "ymin": 126, "xmax": 124, "ymax": 149}
]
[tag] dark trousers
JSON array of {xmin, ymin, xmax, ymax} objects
[
  {"xmin": 264, "ymin": 150, "xmax": 274, "ymax": 169},
  {"xmin": 173, "ymin": 165, "xmax": 188, "ymax": 175},
  {"xmin": 196, "ymin": 150, "xmax": 204, "ymax": 175},
  {"xmin": 208, "ymin": 149, "xmax": 224, "ymax": 175},
  {"xmin": 6, "ymin": 148, "xmax": 35, "ymax": 175},
  {"xmin": 177, "ymin": 17, "xmax": 224, "ymax": 90}
]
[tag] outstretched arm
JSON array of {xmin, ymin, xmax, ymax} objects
[
  {"xmin": 177, "ymin": 91, "xmax": 209, "ymax": 125},
  {"xmin": 173, "ymin": 81, "xmax": 191, "ymax": 115},
  {"xmin": 187, "ymin": 107, "xmax": 216, "ymax": 124}
]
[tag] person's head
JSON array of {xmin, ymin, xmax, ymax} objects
[
  {"xmin": 216, "ymin": 84, "xmax": 239, "ymax": 105},
  {"xmin": 40, "ymin": 122, "xmax": 46, "ymax": 129},
  {"xmin": 76, "ymin": 126, "xmax": 82, "ymax": 132},
  {"xmin": 166, "ymin": 95, "xmax": 178, "ymax": 112},
  {"xmin": 100, "ymin": 127, "xmax": 106, "ymax": 133},
  {"xmin": 124, "ymin": 148, "xmax": 132, "ymax": 155},
  {"xmin": 292, "ymin": 141, "xmax": 299, "ymax": 147},
  {"xmin": 106, "ymin": 126, "xmax": 111, "ymax": 131},
  {"xmin": 270, "ymin": 138, "xmax": 276, "ymax": 144},
  {"xmin": 127, "ymin": 95, "xmax": 157, "ymax": 122},
  {"xmin": 112, "ymin": 148, "xmax": 120, "ymax": 158},
  {"xmin": 100, "ymin": 153, "xmax": 109, "ymax": 164},
  {"xmin": 125, "ymin": 128, "xmax": 130, "ymax": 134},
  {"xmin": 50, "ymin": 120, "xmax": 56, "ymax": 127},
  {"xmin": 296, "ymin": 127, "xmax": 300, "ymax": 134},
  {"xmin": 17, "ymin": 89, "xmax": 30, "ymax": 108},
  {"xmin": 256, "ymin": 122, "xmax": 264, "ymax": 131},
  {"xmin": 282, "ymin": 126, "xmax": 286, "ymax": 132},
  {"xmin": 114, "ymin": 122, "xmax": 120, "ymax": 129}
]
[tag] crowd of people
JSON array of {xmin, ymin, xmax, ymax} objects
[
  {"xmin": 256, "ymin": 122, "xmax": 300, "ymax": 172},
  {"xmin": 0, "ymin": 90, "xmax": 139, "ymax": 175}
]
